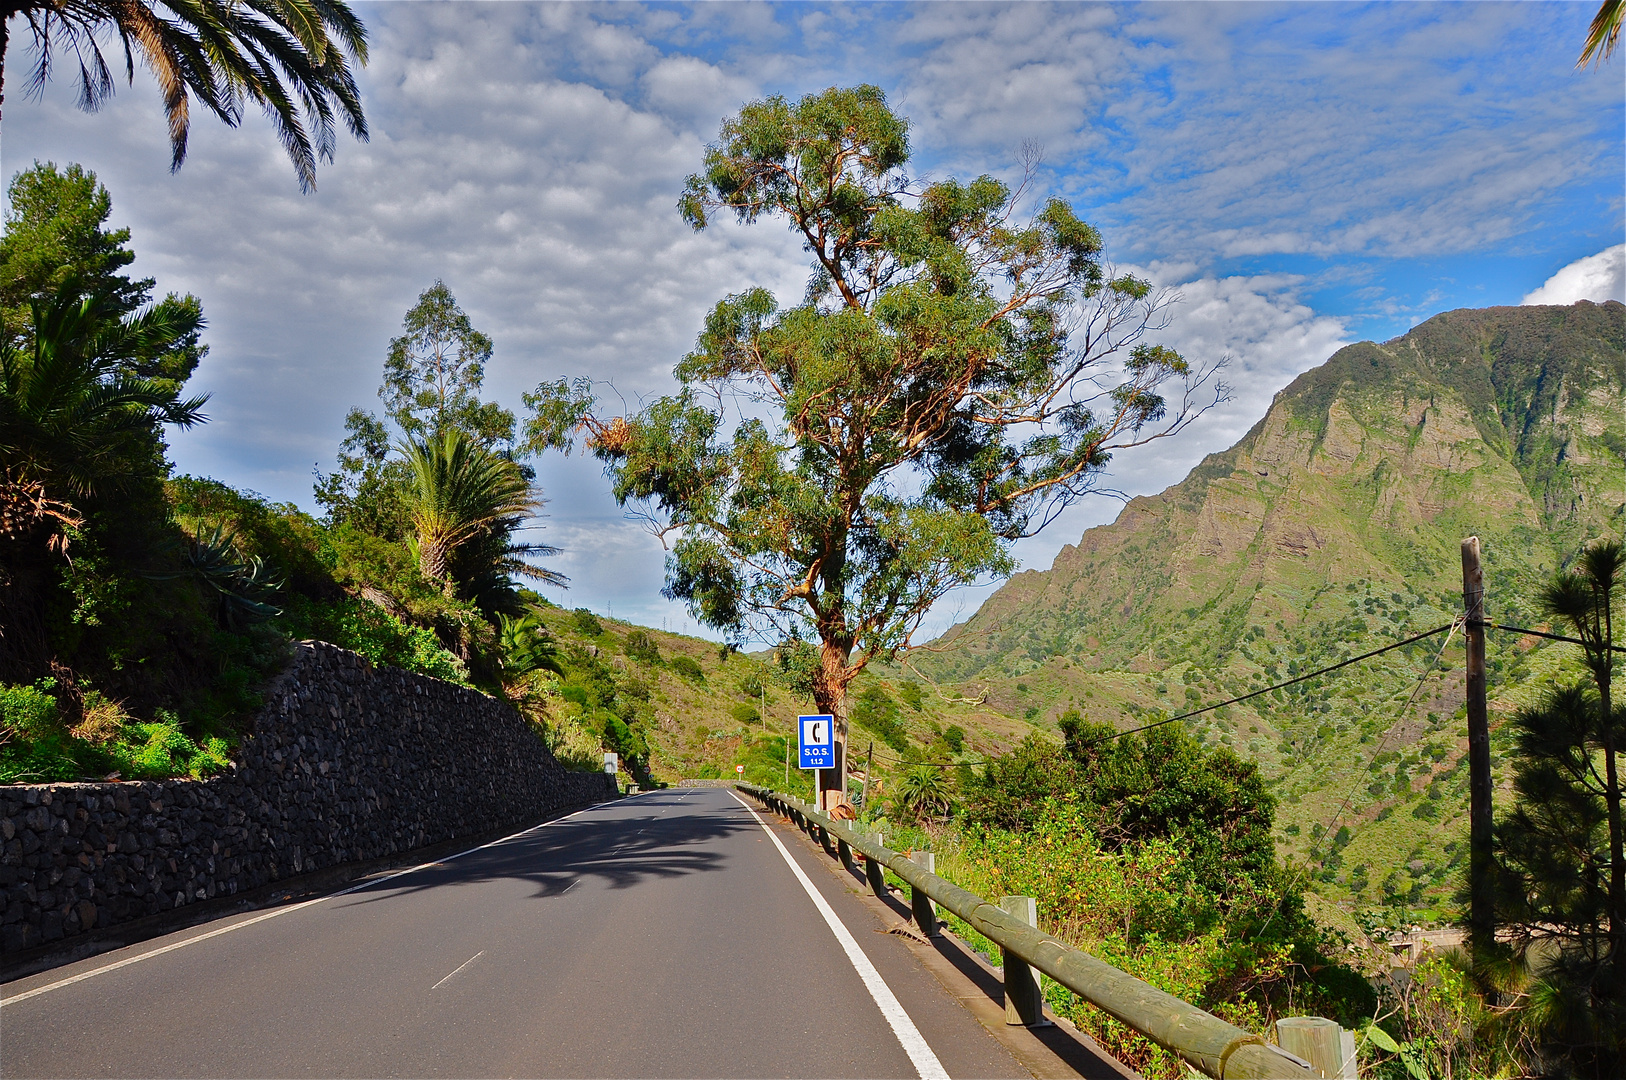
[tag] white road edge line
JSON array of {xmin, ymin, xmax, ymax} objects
[
  {"xmin": 431, "ymin": 950, "xmax": 485, "ymax": 990},
  {"xmin": 0, "ymin": 799, "xmax": 612, "ymax": 1007},
  {"xmin": 730, "ymin": 790, "xmax": 948, "ymax": 1080}
]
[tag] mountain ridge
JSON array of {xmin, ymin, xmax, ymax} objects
[{"xmin": 917, "ymin": 299, "xmax": 1624, "ymax": 915}]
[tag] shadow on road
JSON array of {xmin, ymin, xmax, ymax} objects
[{"xmin": 329, "ymin": 792, "xmax": 752, "ymax": 907}]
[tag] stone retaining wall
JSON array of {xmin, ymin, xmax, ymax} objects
[{"xmin": 1, "ymin": 642, "xmax": 616, "ymax": 954}]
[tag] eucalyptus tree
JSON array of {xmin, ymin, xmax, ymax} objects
[
  {"xmin": 527, "ymin": 85, "xmax": 1221, "ymax": 805},
  {"xmin": 1, "ymin": 0, "xmax": 368, "ymax": 192},
  {"xmin": 382, "ymin": 281, "xmax": 514, "ymax": 447},
  {"xmin": 317, "ymin": 282, "xmax": 515, "ymax": 538}
]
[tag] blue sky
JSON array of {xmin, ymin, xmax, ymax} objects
[{"xmin": 5, "ymin": 1, "xmax": 1623, "ymax": 640}]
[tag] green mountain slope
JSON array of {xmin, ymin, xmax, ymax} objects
[
  {"xmin": 523, "ymin": 604, "xmax": 1035, "ymax": 797},
  {"xmin": 917, "ymin": 300, "xmax": 1625, "ymax": 916}
]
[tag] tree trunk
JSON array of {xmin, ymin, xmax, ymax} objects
[
  {"xmin": 1595, "ymin": 622, "xmax": 1622, "ymax": 996},
  {"xmin": 814, "ymin": 638, "xmax": 857, "ymax": 811}
]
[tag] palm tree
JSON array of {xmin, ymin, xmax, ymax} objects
[
  {"xmin": 891, "ymin": 764, "xmax": 953, "ymax": 826},
  {"xmin": 1, "ymin": 0, "xmax": 368, "ymax": 192},
  {"xmin": 1579, "ymin": 0, "xmax": 1622, "ymax": 67},
  {"xmin": 400, "ymin": 429, "xmax": 556, "ymax": 600},
  {"xmin": 1, "ymin": 277, "xmax": 208, "ymax": 679},
  {"xmin": 1, "ymin": 280, "xmax": 208, "ymax": 517}
]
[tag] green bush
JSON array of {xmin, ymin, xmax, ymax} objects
[
  {"xmin": 730, "ymin": 702, "xmax": 761, "ymax": 726},
  {"xmin": 109, "ymin": 712, "xmax": 231, "ymax": 779},
  {"xmin": 0, "ymin": 681, "xmax": 82, "ymax": 783},
  {"xmin": 623, "ymin": 630, "xmax": 661, "ymax": 665},
  {"xmin": 283, "ymin": 597, "xmax": 468, "ymax": 684},
  {"xmin": 943, "ymin": 795, "xmax": 1367, "ymax": 1079},
  {"xmin": 670, "ymin": 655, "xmax": 705, "ymax": 682},
  {"xmin": 1, "ymin": 681, "xmax": 61, "ymax": 740},
  {"xmin": 571, "ymin": 608, "xmax": 604, "ymax": 636},
  {"xmin": 898, "ymin": 680, "xmax": 924, "ymax": 711},
  {"xmin": 851, "ymin": 683, "xmax": 909, "ymax": 754},
  {"xmin": 1, "ymin": 684, "xmax": 234, "ymax": 783}
]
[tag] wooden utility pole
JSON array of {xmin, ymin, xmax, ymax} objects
[
  {"xmin": 1462, "ymin": 536, "xmax": 1494, "ymax": 967},
  {"xmin": 862, "ymin": 740, "xmax": 875, "ymax": 813}
]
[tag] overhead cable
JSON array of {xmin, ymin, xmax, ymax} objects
[{"xmin": 876, "ymin": 622, "xmax": 1458, "ymax": 768}]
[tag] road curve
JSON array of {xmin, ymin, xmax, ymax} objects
[{"xmin": 2, "ymin": 787, "xmax": 1031, "ymax": 1079}]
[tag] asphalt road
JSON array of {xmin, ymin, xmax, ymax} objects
[{"xmin": 1, "ymin": 788, "xmax": 1034, "ymax": 1079}]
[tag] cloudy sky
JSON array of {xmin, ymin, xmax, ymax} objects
[{"xmin": 6, "ymin": 1, "xmax": 1623, "ymax": 640}]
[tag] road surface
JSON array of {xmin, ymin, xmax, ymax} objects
[{"xmin": 2, "ymin": 788, "xmax": 1047, "ymax": 1078}]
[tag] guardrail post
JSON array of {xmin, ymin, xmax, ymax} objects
[
  {"xmin": 1276, "ymin": 1017, "xmax": 1355, "ymax": 1079},
  {"xmin": 837, "ymin": 836, "xmax": 858, "ymax": 873},
  {"xmin": 908, "ymin": 852, "xmax": 940, "ymax": 937},
  {"xmin": 999, "ymin": 896, "xmax": 1051, "ymax": 1027},
  {"xmin": 818, "ymin": 824, "xmax": 837, "ymax": 858},
  {"xmin": 865, "ymin": 834, "xmax": 888, "ymax": 898}
]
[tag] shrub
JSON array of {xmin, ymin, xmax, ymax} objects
[
  {"xmin": 670, "ymin": 655, "xmax": 705, "ymax": 682},
  {"xmin": 1, "ymin": 681, "xmax": 60, "ymax": 740},
  {"xmin": 571, "ymin": 608, "xmax": 604, "ymax": 636},
  {"xmin": 0, "ymin": 681, "xmax": 82, "ymax": 783},
  {"xmin": 109, "ymin": 712, "xmax": 231, "ymax": 779},
  {"xmin": 623, "ymin": 630, "xmax": 661, "ymax": 665},
  {"xmin": 943, "ymin": 795, "xmax": 1367, "ymax": 1079},
  {"xmin": 851, "ymin": 683, "xmax": 909, "ymax": 754},
  {"xmin": 285, "ymin": 598, "xmax": 468, "ymax": 684},
  {"xmin": 943, "ymin": 724, "xmax": 966, "ymax": 753},
  {"xmin": 730, "ymin": 703, "xmax": 761, "ymax": 726},
  {"xmin": 898, "ymin": 680, "xmax": 924, "ymax": 711}
]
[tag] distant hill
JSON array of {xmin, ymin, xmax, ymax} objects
[
  {"xmin": 915, "ymin": 301, "xmax": 1625, "ymax": 915},
  {"xmin": 525, "ymin": 604, "xmax": 1034, "ymax": 796}
]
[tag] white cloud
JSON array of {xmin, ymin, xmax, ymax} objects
[
  {"xmin": 1522, "ymin": 245, "xmax": 1626, "ymax": 306},
  {"xmin": 2, "ymin": 0, "xmax": 1615, "ymax": 644},
  {"xmin": 911, "ymin": 269, "xmax": 1353, "ymax": 641}
]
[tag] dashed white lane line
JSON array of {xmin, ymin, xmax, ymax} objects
[
  {"xmin": 0, "ymin": 799, "xmax": 612, "ymax": 1008},
  {"xmin": 730, "ymin": 790, "xmax": 949, "ymax": 1080},
  {"xmin": 431, "ymin": 951, "xmax": 485, "ymax": 990}
]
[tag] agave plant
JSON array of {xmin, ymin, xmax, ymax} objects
[
  {"xmin": 141, "ymin": 526, "xmax": 285, "ymax": 629},
  {"xmin": 184, "ymin": 526, "xmax": 286, "ymax": 629}
]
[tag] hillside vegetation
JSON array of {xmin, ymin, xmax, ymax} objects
[{"xmin": 914, "ymin": 301, "xmax": 1625, "ymax": 920}]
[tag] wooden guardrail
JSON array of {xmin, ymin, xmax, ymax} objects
[{"xmin": 737, "ymin": 783, "xmax": 1320, "ymax": 1080}]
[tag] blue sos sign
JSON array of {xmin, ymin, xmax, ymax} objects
[{"xmin": 799, "ymin": 715, "xmax": 835, "ymax": 769}]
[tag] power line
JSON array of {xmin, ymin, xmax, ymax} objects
[
  {"xmin": 1472, "ymin": 619, "xmax": 1625, "ymax": 653},
  {"xmin": 875, "ymin": 622, "xmax": 1458, "ymax": 768},
  {"xmin": 1273, "ymin": 617, "xmax": 1464, "ymax": 935},
  {"xmin": 1070, "ymin": 622, "xmax": 1457, "ymax": 752}
]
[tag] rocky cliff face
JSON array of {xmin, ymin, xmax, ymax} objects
[{"xmin": 920, "ymin": 301, "xmax": 1624, "ymax": 910}]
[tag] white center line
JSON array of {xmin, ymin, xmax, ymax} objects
[
  {"xmin": 431, "ymin": 951, "xmax": 485, "ymax": 990},
  {"xmin": 729, "ymin": 791, "xmax": 948, "ymax": 1080},
  {"xmin": 561, "ymin": 879, "xmax": 579, "ymax": 895}
]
